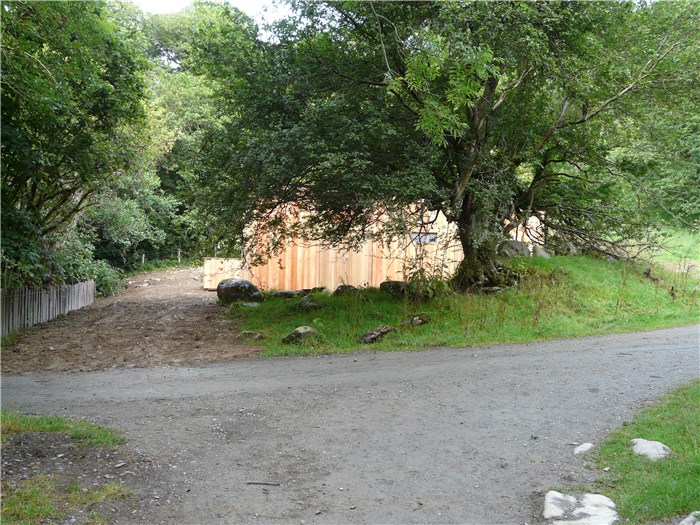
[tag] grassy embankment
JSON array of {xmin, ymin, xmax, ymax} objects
[
  {"xmin": 0, "ymin": 410, "xmax": 130, "ymax": 525},
  {"xmin": 233, "ymin": 255, "xmax": 699, "ymax": 357},
  {"xmin": 594, "ymin": 380, "xmax": 700, "ymax": 523}
]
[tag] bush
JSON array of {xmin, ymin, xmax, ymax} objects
[{"xmin": 88, "ymin": 260, "xmax": 124, "ymax": 297}]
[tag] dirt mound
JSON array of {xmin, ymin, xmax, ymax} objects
[{"xmin": 2, "ymin": 268, "xmax": 259, "ymax": 374}]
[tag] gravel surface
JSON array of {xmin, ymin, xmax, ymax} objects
[{"xmin": 2, "ymin": 325, "xmax": 698, "ymax": 524}]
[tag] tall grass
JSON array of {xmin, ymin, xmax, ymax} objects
[{"xmin": 233, "ymin": 255, "xmax": 699, "ymax": 357}]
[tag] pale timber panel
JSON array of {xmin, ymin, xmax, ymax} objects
[{"xmin": 1, "ymin": 281, "xmax": 95, "ymax": 337}]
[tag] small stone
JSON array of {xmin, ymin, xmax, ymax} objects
[
  {"xmin": 543, "ymin": 491, "xmax": 617, "ymax": 524},
  {"xmin": 282, "ymin": 326, "xmax": 318, "ymax": 344},
  {"xmin": 630, "ymin": 438, "xmax": 672, "ymax": 460},
  {"xmin": 358, "ymin": 325, "xmax": 393, "ymax": 344},
  {"xmin": 236, "ymin": 331, "xmax": 264, "ymax": 341},
  {"xmin": 49, "ymin": 346, "xmax": 55, "ymax": 351},
  {"xmin": 402, "ymin": 313, "xmax": 431, "ymax": 326},
  {"xmin": 115, "ymin": 462, "xmax": 126, "ymax": 468},
  {"xmin": 333, "ymin": 284, "xmax": 358, "ymax": 296},
  {"xmin": 574, "ymin": 443, "xmax": 594, "ymax": 455}
]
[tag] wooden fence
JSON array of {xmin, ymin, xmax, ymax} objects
[
  {"xmin": 204, "ymin": 236, "xmax": 464, "ymax": 292},
  {"xmin": 1, "ymin": 280, "xmax": 95, "ymax": 337},
  {"xmin": 203, "ymin": 212, "xmax": 544, "ymax": 292}
]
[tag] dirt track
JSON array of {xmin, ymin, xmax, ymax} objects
[
  {"xmin": 3, "ymin": 323, "xmax": 698, "ymax": 524},
  {"xmin": 1, "ymin": 268, "xmax": 258, "ymax": 374}
]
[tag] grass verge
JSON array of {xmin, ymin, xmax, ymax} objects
[
  {"xmin": 1, "ymin": 409, "xmax": 126, "ymax": 447},
  {"xmin": 233, "ymin": 255, "xmax": 699, "ymax": 356},
  {"xmin": 1, "ymin": 475, "xmax": 131, "ymax": 525},
  {"xmin": 594, "ymin": 380, "xmax": 700, "ymax": 524},
  {"xmin": 1, "ymin": 410, "xmax": 130, "ymax": 524}
]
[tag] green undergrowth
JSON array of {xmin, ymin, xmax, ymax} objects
[
  {"xmin": 594, "ymin": 380, "xmax": 700, "ymax": 523},
  {"xmin": 232, "ymin": 255, "xmax": 699, "ymax": 357},
  {"xmin": 0, "ymin": 409, "xmax": 126, "ymax": 447}
]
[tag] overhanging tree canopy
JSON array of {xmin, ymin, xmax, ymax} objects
[{"xmin": 190, "ymin": 1, "xmax": 699, "ymax": 269}]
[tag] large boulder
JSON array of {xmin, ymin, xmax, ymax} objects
[
  {"xmin": 532, "ymin": 245, "xmax": 551, "ymax": 259},
  {"xmin": 497, "ymin": 240, "xmax": 531, "ymax": 258},
  {"xmin": 216, "ymin": 279, "xmax": 263, "ymax": 304},
  {"xmin": 380, "ymin": 280, "xmax": 407, "ymax": 298}
]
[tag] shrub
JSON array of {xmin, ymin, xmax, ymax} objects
[{"xmin": 88, "ymin": 260, "xmax": 123, "ymax": 297}]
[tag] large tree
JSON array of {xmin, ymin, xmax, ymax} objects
[
  {"xmin": 193, "ymin": 1, "xmax": 699, "ymax": 275},
  {"xmin": 1, "ymin": 1, "xmax": 147, "ymax": 284}
]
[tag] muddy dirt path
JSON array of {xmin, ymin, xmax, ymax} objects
[
  {"xmin": 1, "ymin": 268, "xmax": 258, "ymax": 374},
  {"xmin": 3, "ymin": 325, "xmax": 698, "ymax": 524}
]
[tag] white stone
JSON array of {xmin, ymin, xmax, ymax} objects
[
  {"xmin": 630, "ymin": 438, "xmax": 672, "ymax": 460},
  {"xmin": 678, "ymin": 511, "xmax": 700, "ymax": 525},
  {"xmin": 543, "ymin": 491, "xmax": 618, "ymax": 525},
  {"xmin": 544, "ymin": 491, "xmax": 577, "ymax": 519},
  {"xmin": 574, "ymin": 443, "xmax": 594, "ymax": 455}
]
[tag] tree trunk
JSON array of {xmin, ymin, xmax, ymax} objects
[{"xmin": 451, "ymin": 191, "xmax": 513, "ymax": 292}]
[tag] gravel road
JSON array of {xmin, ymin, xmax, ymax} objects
[{"xmin": 2, "ymin": 325, "xmax": 698, "ymax": 524}]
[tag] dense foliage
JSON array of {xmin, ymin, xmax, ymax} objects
[
  {"xmin": 1, "ymin": 1, "xmax": 147, "ymax": 287},
  {"xmin": 1, "ymin": 0, "xmax": 698, "ymax": 293}
]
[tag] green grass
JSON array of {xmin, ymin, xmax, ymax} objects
[
  {"xmin": 1, "ymin": 475, "xmax": 131, "ymax": 525},
  {"xmin": 652, "ymin": 228, "xmax": 700, "ymax": 264},
  {"xmin": 233, "ymin": 255, "xmax": 699, "ymax": 356},
  {"xmin": 1, "ymin": 410, "xmax": 131, "ymax": 524},
  {"xmin": 1, "ymin": 409, "xmax": 126, "ymax": 447},
  {"xmin": 594, "ymin": 380, "xmax": 700, "ymax": 524}
]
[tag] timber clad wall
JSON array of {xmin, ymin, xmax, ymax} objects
[
  {"xmin": 204, "ymin": 238, "xmax": 464, "ymax": 291},
  {"xmin": 1, "ymin": 280, "xmax": 95, "ymax": 337},
  {"xmin": 203, "ymin": 213, "xmax": 542, "ymax": 292}
]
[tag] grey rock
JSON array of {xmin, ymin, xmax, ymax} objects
[
  {"xmin": 543, "ymin": 491, "xmax": 617, "ymax": 525},
  {"xmin": 380, "ymin": 280, "xmax": 407, "ymax": 298},
  {"xmin": 296, "ymin": 295, "xmax": 322, "ymax": 311},
  {"xmin": 574, "ymin": 443, "xmax": 594, "ymax": 455},
  {"xmin": 532, "ymin": 245, "xmax": 551, "ymax": 258},
  {"xmin": 631, "ymin": 438, "xmax": 671, "ymax": 460},
  {"xmin": 271, "ymin": 290, "xmax": 306, "ymax": 299},
  {"xmin": 236, "ymin": 331, "xmax": 264, "ymax": 341},
  {"xmin": 359, "ymin": 325, "xmax": 393, "ymax": 344},
  {"xmin": 216, "ymin": 279, "xmax": 263, "ymax": 304},
  {"xmin": 333, "ymin": 284, "xmax": 358, "ymax": 296},
  {"xmin": 282, "ymin": 326, "xmax": 318, "ymax": 344},
  {"xmin": 678, "ymin": 511, "xmax": 700, "ymax": 525},
  {"xmin": 403, "ymin": 313, "xmax": 430, "ymax": 326},
  {"xmin": 242, "ymin": 302, "xmax": 261, "ymax": 308},
  {"xmin": 497, "ymin": 240, "xmax": 531, "ymax": 258}
]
